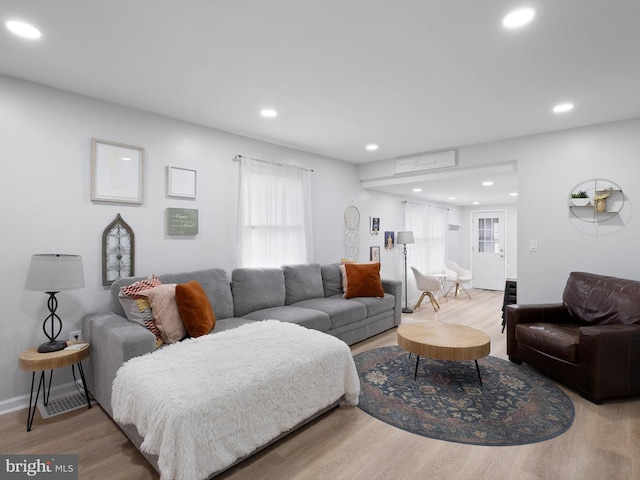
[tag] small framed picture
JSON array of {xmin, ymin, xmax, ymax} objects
[
  {"xmin": 370, "ymin": 217, "xmax": 380, "ymax": 234},
  {"xmin": 166, "ymin": 208, "xmax": 199, "ymax": 235},
  {"xmin": 370, "ymin": 246, "xmax": 381, "ymax": 263},
  {"xmin": 91, "ymin": 139, "xmax": 145, "ymax": 204},
  {"xmin": 384, "ymin": 231, "xmax": 395, "ymax": 249},
  {"xmin": 167, "ymin": 166, "xmax": 197, "ymax": 199}
]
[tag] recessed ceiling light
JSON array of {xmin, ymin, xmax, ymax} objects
[
  {"xmin": 448, "ymin": 196, "xmax": 456, "ymax": 200},
  {"xmin": 502, "ymin": 8, "xmax": 536, "ymax": 29},
  {"xmin": 260, "ymin": 109, "xmax": 277, "ymax": 118},
  {"xmin": 366, "ymin": 144, "xmax": 378, "ymax": 151},
  {"xmin": 5, "ymin": 20, "xmax": 43, "ymax": 39},
  {"xmin": 553, "ymin": 103, "xmax": 574, "ymax": 113},
  {"xmin": 510, "ymin": 192, "xmax": 518, "ymax": 197},
  {"xmin": 413, "ymin": 188, "xmax": 422, "ymax": 192},
  {"xmin": 482, "ymin": 181, "xmax": 494, "ymax": 186},
  {"xmin": 472, "ymin": 201, "xmax": 480, "ymax": 205}
]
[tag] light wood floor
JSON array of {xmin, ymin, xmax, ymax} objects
[{"xmin": 2, "ymin": 289, "xmax": 638, "ymax": 479}]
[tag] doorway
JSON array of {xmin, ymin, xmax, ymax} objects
[{"xmin": 472, "ymin": 211, "xmax": 506, "ymax": 290}]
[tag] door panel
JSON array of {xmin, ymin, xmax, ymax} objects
[{"xmin": 472, "ymin": 211, "xmax": 505, "ymax": 290}]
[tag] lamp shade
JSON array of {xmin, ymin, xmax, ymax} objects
[
  {"xmin": 396, "ymin": 231, "xmax": 415, "ymax": 245},
  {"xmin": 25, "ymin": 254, "xmax": 85, "ymax": 292}
]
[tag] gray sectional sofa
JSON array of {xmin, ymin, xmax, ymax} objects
[{"xmin": 82, "ymin": 262, "xmax": 401, "ymax": 418}]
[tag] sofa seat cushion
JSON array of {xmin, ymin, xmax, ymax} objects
[
  {"xmin": 242, "ymin": 306, "xmax": 331, "ymax": 332},
  {"xmin": 346, "ymin": 293, "xmax": 395, "ymax": 317},
  {"xmin": 212, "ymin": 317, "xmax": 257, "ymax": 334},
  {"xmin": 293, "ymin": 298, "xmax": 367, "ymax": 330},
  {"xmin": 516, "ymin": 322, "xmax": 581, "ymax": 363}
]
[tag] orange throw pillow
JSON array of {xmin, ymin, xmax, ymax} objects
[
  {"xmin": 175, "ymin": 280, "xmax": 216, "ymax": 337},
  {"xmin": 343, "ymin": 263, "xmax": 385, "ymax": 299}
]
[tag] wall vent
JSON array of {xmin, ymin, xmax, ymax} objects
[
  {"xmin": 449, "ymin": 224, "xmax": 460, "ymax": 231},
  {"xmin": 38, "ymin": 392, "xmax": 94, "ymax": 419}
]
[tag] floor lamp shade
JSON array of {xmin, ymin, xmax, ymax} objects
[
  {"xmin": 397, "ymin": 231, "xmax": 415, "ymax": 245},
  {"xmin": 397, "ymin": 231, "xmax": 415, "ymax": 313},
  {"xmin": 25, "ymin": 254, "xmax": 85, "ymax": 353}
]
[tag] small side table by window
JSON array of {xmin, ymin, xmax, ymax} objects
[{"xmin": 18, "ymin": 341, "xmax": 91, "ymax": 431}]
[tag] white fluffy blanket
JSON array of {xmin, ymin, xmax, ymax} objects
[{"xmin": 112, "ymin": 320, "xmax": 360, "ymax": 480}]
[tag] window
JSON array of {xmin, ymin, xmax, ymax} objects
[
  {"xmin": 237, "ymin": 157, "xmax": 313, "ymax": 267},
  {"xmin": 477, "ymin": 217, "xmax": 500, "ymax": 253},
  {"xmin": 404, "ymin": 202, "xmax": 448, "ymax": 273}
]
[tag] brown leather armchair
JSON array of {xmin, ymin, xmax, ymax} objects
[{"xmin": 507, "ymin": 271, "xmax": 640, "ymax": 404}]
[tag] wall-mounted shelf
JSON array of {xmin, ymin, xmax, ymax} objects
[{"xmin": 568, "ymin": 179, "xmax": 624, "ymax": 223}]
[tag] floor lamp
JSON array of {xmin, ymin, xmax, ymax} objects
[{"xmin": 397, "ymin": 231, "xmax": 415, "ymax": 314}]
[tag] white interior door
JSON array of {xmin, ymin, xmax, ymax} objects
[{"xmin": 472, "ymin": 211, "xmax": 505, "ymax": 290}]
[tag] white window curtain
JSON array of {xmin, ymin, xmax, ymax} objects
[
  {"xmin": 237, "ymin": 156, "xmax": 313, "ymax": 267},
  {"xmin": 404, "ymin": 202, "xmax": 448, "ymax": 274}
]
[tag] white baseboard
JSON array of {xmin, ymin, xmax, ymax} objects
[{"xmin": 0, "ymin": 381, "xmax": 81, "ymax": 416}]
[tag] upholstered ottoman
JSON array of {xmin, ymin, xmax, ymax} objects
[{"xmin": 112, "ymin": 320, "xmax": 360, "ymax": 480}]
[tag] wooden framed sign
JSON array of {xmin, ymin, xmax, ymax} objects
[{"xmin": 166, "ymin": 208, "xmax": 199, "ymax": 235}]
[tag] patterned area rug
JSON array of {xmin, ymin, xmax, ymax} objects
[{"xmin": 353, "ymin": 346, "xmax": 574, "ymax": 446}]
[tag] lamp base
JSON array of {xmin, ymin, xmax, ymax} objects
[
  {"xmin": 402, "ymin": 307, "xmax": 414, "ymax": 314},
  {"xmin": 37, "ymin": 340, "xmax": 67, "ymax": 353}
]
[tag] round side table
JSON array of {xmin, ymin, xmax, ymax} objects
[{"xmin": 18, "ymin": 341, "xmax": 92, "ymax": 431}]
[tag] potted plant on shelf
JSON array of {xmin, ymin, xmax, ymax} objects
[{"xmin": 571, "ymin": 191, "xmax": 590, "ymax": 207}]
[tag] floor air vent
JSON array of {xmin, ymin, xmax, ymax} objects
[{"xmin": 38, "ymin": 392, "xmax": 95, "ymax": 419}]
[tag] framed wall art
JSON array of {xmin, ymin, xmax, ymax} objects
[
  {"xmin": 167, "ymin": 165, "xmax": 197, "ymax": 199},
  {"xmin": 370, "ymin": 217, "xmax": 380, "ymax": 235},
  {"xmin": 384, "ymin": 231, "xmax": 395, "ymax": 249},
  {"xmin": 166, "ymin": 208, "xmax": 199, "ymax": 235},
  {"xmin": 91, "ymin": 139, "xmax": 145, "ymax": 204},
  {"xmin": 370, "ymin": 246, "xmax": 380, "ymax": 263},
  {"xmin": 102, "ymin": 213, "xmax": 135, "ymax": 286}
]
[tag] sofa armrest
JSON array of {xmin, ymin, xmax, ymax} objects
[
  {"xmin": 579, "ymin": 324, "xmax": 640, "ymax": 402},
  {"xmin": 506, "ymin": 303, "xmax": 570, "ymax": 358},
  {"xmin": 381, "ymin": 278, "xmax": 402, "ymax": 326},
  {"xmin": 83, "ymin": 312, "xmax": 156, "ymax": 418}
]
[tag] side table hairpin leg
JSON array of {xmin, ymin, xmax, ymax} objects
[
  {"xmin": 26, "ymin": 371, "xmax": 47, "ymax": 432},
  {"xmin": 73, "ymin": 362, "xmax": 92, "ymax": 409}
]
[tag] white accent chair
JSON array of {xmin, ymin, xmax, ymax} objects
[
  {"xmin": 411, "ymin": 267, "xmax": 442, "ymax": 312},
  {"xmin": 443, "ymin": 260, "xmax": 472, "ymax": 299}
]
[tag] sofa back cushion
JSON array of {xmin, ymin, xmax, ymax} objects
[
  {"xmin": 111, "ymin": 268, "xmax": 234, "ymax": 320},
  {"xmin": 283, "ymin": 263, "xmax": 324, "ymax": 305},
  {"xmin": 321, "ymin": 263, "xmax": 344, "ymax": 297},
  {"xmin": 232, "ymin": 267, "xmax": 286, "ymax": 316},
  {"xmin": 563, "ymin": 271, "xmax": 640, "ymax": 325}
]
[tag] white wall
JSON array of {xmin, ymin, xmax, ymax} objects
[
  {"xmin": 515, "ymin": 120, "xmax": 640, "ymax": 302},
  {"xmin": 0, "ymin": 75, "xmax": 397, "ymax": 406},
  {"xmin": 359, "ymin": 118, "xmax": 640, "ymax": 304},
  {"xmin": 3, "ymin": 73, "xmax": 639, "ymax": 407}
]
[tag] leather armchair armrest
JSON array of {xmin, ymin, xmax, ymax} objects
[
  {"xmin": 579, "ymin": 324, "xmax": 640, "ymax": 402},
  {"xmin": 506, "ymin": 303, "xmax": 570, "ymax": 359}
]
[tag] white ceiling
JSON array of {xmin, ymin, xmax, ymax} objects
[{"xmin": 2, "ymin": 1, "xmax": 639, "ymax": 205}]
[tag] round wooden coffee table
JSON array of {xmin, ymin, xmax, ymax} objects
[{"xmin": 397, "ymin": 322, "xmax": 491, "ymax": 385}]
